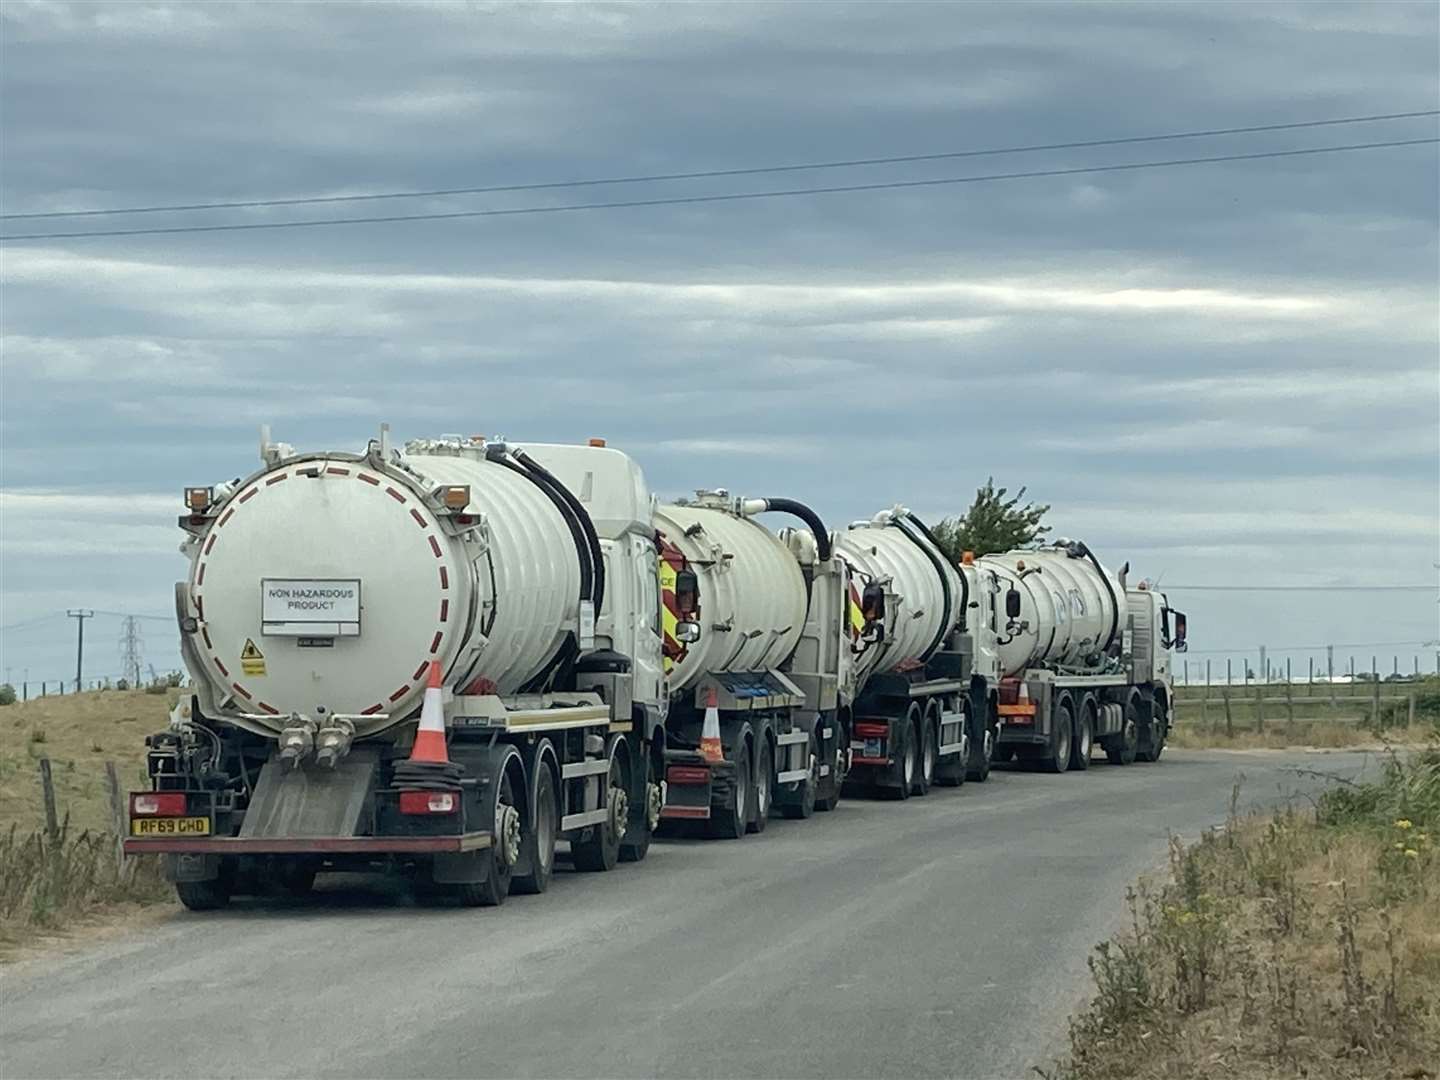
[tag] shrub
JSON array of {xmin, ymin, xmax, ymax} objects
[{"xmin": 0, "ymin": 684, "xmax": 16, "ymax": 706}]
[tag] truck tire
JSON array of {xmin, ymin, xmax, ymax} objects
[
  {"xmin": 747, "ymin": 737, "xmax": 772, "ymax": 834},
  {"xmin": 886, "ymin": 712, "xmax": 916, "ymax": 800},
  {"xmin": 912, "ymin": 704, "xmax": 936, "ymax": 797},
  {"xmin": 1043, "ymin": 701, "xmax": 1073, "ymax": 774},
  {"xmin": 513, "ymin": 762, "xmax": 558, "ymax": 893},
  {"xmin": 781, "ymin": 733, "xmax": 818, "ymax": 819},
  {"xmin": 1106, "ymin": 702, "xmax": 1140, "ymax": 765},
  {"xmin": 620, "ymin": 753, "xmax": 655, "ymax": 863},
  {"xmin": 964, "ymin": 695, "xmax": 992, "ymax": 783},
  {"xmin": 573, "ymin": 750, "xmax": 626, "ymax": 870},
  {"xmin": 935, "ymin": 706, "xmax": 968, "ymax": 787},
  {"xmin": 708, "ymin": 741, "xmax": 751, "ymax": 839},
  {"xmin": 455, "ymin": 759, "xmax": 519, "ymax": 905},
  {"xmin": 175, "ymin": 878, "xmax": 230, "ymax": 912},
  {"xmin": 814, "ymin": 722, "xmax": 844, "ymax": 812},
  {"xmin": 1137, "ymin": 694, "xmax": 1167, "ymax": 762},
  {"xmin": 1070, "ymin": 708, "xmax": 1093, "ymax": 771}
]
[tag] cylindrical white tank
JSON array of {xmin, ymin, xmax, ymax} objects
[
  {"xmin": 978, "ymin": 543, "xmax": 1122, "ymax": 677},
  {"xmin": 835, "ymin": 507, "xmax": 963, "ymax": 683},
  {"xmin": 183, "ymin": 440, "xmax": 588, "ymax": 738},
  {"xmin": 655, "ymin": 498, "xmax": 807, "ymax": 693}
]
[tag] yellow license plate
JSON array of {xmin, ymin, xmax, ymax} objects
[{"xmin": 131, "ymin": 816, "xmax": 211, "ymax": 836}]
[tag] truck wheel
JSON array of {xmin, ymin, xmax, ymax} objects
[
  {"xmin": 513, "ymin": 762, "xmax": 558, "ymax": 893},
  {"xmin": 747, "ymin": 738, "xmax": 773, "ymax": 834},
  {"xmin": 963, "ymin": 697, "xmax": 992, "ymax": 783},
  {"xmin": 1137, "ymin": 692, "xmax": 1167, "ymax": 762},
  {"xmin": 1070, "ymin": 709, "xmax": 1093, "ymax": 771},
  {"xmin": 1043, "ymin": 701, "xmax": 1073, "ymax": 774},
  {"xmin": 1106, "ymin": 703, "xmax": 1140, "ymax": 765},
  {"xmin": 456, "ymin": 763, "xmax": 520, "ymax": 905},
  {"xmin": 814, "ymin": 724, "xmax": 845, "ymax": 812},
  {"xmin": 175, "ymin": 878, "xmax": 230, "ymax": 912},
  {"xmin": 620, "ymin": 754, "xmax": 656, "ymax": 863},
  {"xmin": 886, "ymin": 712, "xmax": 915, "ymax": 800},
  {"xmin": 708, "ymin": 742, "xmax": 751, "ymax": 839},
  {"xmin": 573, "ymin": 752, "xmax": 626, "ymax": 870},
  {"xmin": 781, "ymin": 733, "xmax": 818, "ymax": 819},
  {"xmin": 912, "ymin": 705, "xmax": 936, "ymax": 796}
]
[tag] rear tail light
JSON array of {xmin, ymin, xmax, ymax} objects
[
  {"xmin": 666, "ymin": 765, "xmax": 710, "ymax": 786},
  {"xmin": 131, "ymin": 792, "xmax": 187, "ymax": 817},
  {"xmin": 399, "ymin": 791, "xmax": 459, "ymax": 815},
  {"xmin": 184, "ymin": 487, "xmax": 212, "ymax": 512},
  {"xmin": 854, "ymin": 721, "xmax": 889, "ymax": 738}
]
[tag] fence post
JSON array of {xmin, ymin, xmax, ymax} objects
[
  {"xmin": 1328, "ymin": 645, "xmax": 1337, "ymax": 709},
  {"xmin": 21, "ymin": 681, "xmax": 27, "ymax": 702},
  {"xmin": 1255, "ymin": 682, "xmax": 1264, "ymax": 733},
  {"xmin": 1202, "ymin": 660, "xmax": 1211, "ymax": 730},
  {"xmin": 104, "ymin": 761, "xmax": 130, "ymax": 879},
  {"xmin": 1371, "ymin": 677, "xmax": 1381, "ymax": 728},
  {"xmin": 1285, "ymin": 678, "xmax": 1294, "ymax": 730},
  {"xmin": 38, "ymin": 757, "xmax": 60, "ymax": 843},
  {"xmin": 1226, "ymin": 658, "xmax": 1233, "ymax": 687},
  {"xmin": 41, "ymin": 680, "xmax": 47, "ymax": 697},
  {"xmin": 1222, "ymin": 684, "xmax": 1234, "ymax": 737}
]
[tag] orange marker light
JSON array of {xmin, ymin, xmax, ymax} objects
[
  {"xmin": 588, "ymin": 438, "xmax": 607, "ymax": 447},
  {"xmin": 961, "ymin": 551, "xmax": 975, "ymax": 565}
]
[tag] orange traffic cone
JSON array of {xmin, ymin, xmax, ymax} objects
[
  {"xmin": 699, "ymin": 687, "xmax": 724, "ymax": 763},
  {"xmin": 409, "ymin": 661, "xmax": 449, "ymax": 764}
]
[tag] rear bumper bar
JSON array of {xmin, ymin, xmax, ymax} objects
[{"xmin": 123, "ymin": 832, "xmax": 492, "ymax": 856}]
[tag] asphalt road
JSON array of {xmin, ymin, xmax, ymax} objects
[{"xmin": 2, "ymin": 748, "xmax": 1381, "ymax": 1080}]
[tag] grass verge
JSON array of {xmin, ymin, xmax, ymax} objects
[
  {"xmin": 1053, "ymin": 746, "xmax": 1440, "ymax": 1079},
  {"xmin": 0, "ymin": 690, "xmax": 177, "ymax": 960}
]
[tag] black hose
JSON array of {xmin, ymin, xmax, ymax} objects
[
  {"xmin": 514, "ymin": 449, "xmax": 606, "ymax": 619},
  {"xmin": 892, "ymin": 515, "xmax": 952, "ymax": 662},
  {"xmin": 906, "ymin": 511, "xmax": 968, "ymax": 631},
  {"xmin": 756, "ymin": 497, "xmax": 832, "ymax": 561},
  {"xmin": 1064, "ymin": 540, "xmax": 1120, "ymax": 653},
  {"xmin": 490, "ymin": 453, "xmax": 594, "ymax": 605}
]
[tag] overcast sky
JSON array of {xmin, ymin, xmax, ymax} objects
[{"xmin": 2, "ymin": 1, "xmax": 1437, "ymax": 685}]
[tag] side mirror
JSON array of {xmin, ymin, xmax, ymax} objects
[
  {"xmin": 675, "ymin": 619, "xmax": 702, "ymax": 644},
  {"xmin": 675, "ymin": 567, "xmax": 700, "ymax": 617},
  {"xmin": 861, "ymin": 581, "xmax": 886, "ymax": 622},
  {"xmin": 1005, "ymin": 587, "xmax": 1022, "ymax": 620}
]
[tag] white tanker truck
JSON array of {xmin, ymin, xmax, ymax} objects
[
  {"xmin": 125, "ymin": 425, "xmax": 1188, "ymax": 909},
  {"xmin": 126, "ymin": 428, "xmax": 673, "ymax": 909},
  {"xmin": 652, "ymin": 491, "xmax": 850, "ymax": 835},
  {"xmin": 835, "ymin": 508, "xmax": 1002, "ymax": 796},
  {"xmin": 971, "ymin": 541, "xmax": 1188, "ymax": 772}
]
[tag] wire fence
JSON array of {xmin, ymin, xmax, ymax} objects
[{"xmin": 1179, "ymin": 648, "xmax": 1440, "ymax": 687}]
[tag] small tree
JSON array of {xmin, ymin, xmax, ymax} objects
[{"xmin": 931, "ymin": 478, "xmax": 1051, "ymax": 561}]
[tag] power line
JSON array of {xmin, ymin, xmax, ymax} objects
[
  {"xmin": 4, "ymin": 136, "xmax": 1433, "ymax": 244},
  {"xmin": 5, "ymin": 108, "xmax": 1435, "ymax": 222}
]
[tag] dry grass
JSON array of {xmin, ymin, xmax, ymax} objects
[
  {"xmin": 0, "ymin": 690, "xmax": 177, "ymax": 960},
  {"xmin": 1169, "ymin": 722, "xmax": 1437, "ymax": 751},
  {"xmin": 0, "ymin": 688, "xmax": 174, "ymax": 834},
  {"xmin": 1054, "ymin": 748, "xmax": 1440, "ymax": 1080}
]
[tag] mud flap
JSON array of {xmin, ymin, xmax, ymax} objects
[
  {"xmin": 431, "ymin": 850, "xmax": 490, "ymax": 885},
  {"xmin": 239, "ymin": 746, "xmax": 380, "ymax": 839}
]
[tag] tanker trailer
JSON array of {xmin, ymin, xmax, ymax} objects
[
  {"xmin": 974, "ymin": 540, "xmax": 1187, "ymax": 773},
  {"xmin": 656, "ymin": 490, "xmax": 851, "ymax": 837},
  {"xmin": 836, "ymin": 507, "xmax": 1001, "ymax": 798},
  {"xmin": 125, "ymin": 427, "xmax": 671, "ymax": 910}
]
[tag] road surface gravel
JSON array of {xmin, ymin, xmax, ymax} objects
[{"xmin": 1, "ymin": 748, "xmax": 1380, "ymax": 1079}]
